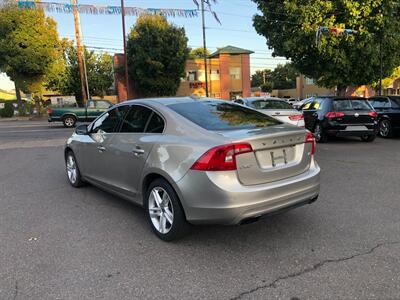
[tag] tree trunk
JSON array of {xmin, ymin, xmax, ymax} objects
[
  {"xmin": 336, "ymin": 85, "xmax": 347, "ymax": 96},
  {"xmin": 14, "ymin": 82, "xmax": 22, "ymax": 109}
]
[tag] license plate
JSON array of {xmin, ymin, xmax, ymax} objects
[{"xmin": 345, "ymin": 125, "xmax": 368, "ymax": 131}]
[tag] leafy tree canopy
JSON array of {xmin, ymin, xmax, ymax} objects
[
  {"xmin": 127, "ymin": 15, "xmax": 189, "ymax": 97},
  {"xmin": 251, "ymin": 63, "xmax": 297, "ymax": 89},
  {"xmin": 0, "ymin": 1, "xmax": 61, "ymax": 94},
  {"xmin": 47, "ymin": 42, "xmax": 114, "ymax": 105},
  {"xmin": 253, "ymin": 0, "xmax": 400, "ymax": 94},
  {"xmin": 188, "ymin": 47, "xmax": 210, "ymax": 59}
]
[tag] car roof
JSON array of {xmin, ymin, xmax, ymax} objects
[
  {"xmin": 316, "ymin": 96, "xmax": 367, "ymax": 100},
  {"xmin": 117, "ymin": 96, "xmax": 223, "ymax": 107},
  {"xmin": 241, "ymin": 97, "xmax": 284, "ymax": 102}
]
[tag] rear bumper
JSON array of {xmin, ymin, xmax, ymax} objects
[
  {"xmin": 327, "ymin": 129, "xmax": 375, "ymax": 137},
  {"xmin": 175, "ymin": 159, "xmax": 320, "ymax": 225}
]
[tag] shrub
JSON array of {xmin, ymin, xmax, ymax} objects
[{"xmin": 0, "ymin": 102, "xmax": 14, "ymax": 118}]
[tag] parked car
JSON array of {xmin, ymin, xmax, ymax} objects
[
  {"xmin": 302, "ymin": 97, "xmax": 377, "ymax": 143},
  {"xmin": 293, "ymin": 97, "xmax": 314, "ymax": 110},
  {"xmin": 65, "ymin": 97, "xmax": 320, "ymax": 241},
  {"xmin": 235, "ymin": 97, "xmax": 305, "ymax": 127},
  {"xmin": 48, "ymin": 99, "xmax": 113, "ymax": 128},
  {"xmin": 368, "ymin": 96, "xmax": 400, "ymax": 138},
  {"xmin": 283, "ymin": 98, "xmax": 298, "ymax": 106}
]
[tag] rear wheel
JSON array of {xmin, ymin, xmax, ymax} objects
[
  {"xmin": 361, "ymin": 134, "xmax": 375, "ymax": 142},
  {"xmin": 63, "ymin": 115, "xmax": 77, "ymax": 128},
  {"xmin": 314, "ymin": 123, "xmax": 327, "ymax": 143},
  {"xmin": 65, "ymin": 151, "xmax": 85, "ymax": 187},
  {"xmin": 379, "ymin": 119, "xmax": 393, "ymax": 138},
  {"xmin": 145, "ymin": 178, "xmax": 190, "ymax": 241}
]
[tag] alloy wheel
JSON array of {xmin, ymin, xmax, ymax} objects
[
  {"xmin": 148, "ymin": 187, "xmax": 174, "ymax": 234},
  {"xmin": 314, "ymin": 125, "xmax": 322, "ymax": 141},
  {"xmin": 64, "ymin": 117, "xmax": 75, "ymax": 127},
  {"xmin": 379, "ymin": 120, "xmax": 390, "ymax": 137},
  {"xmin": 66, "ymin": 155, "xmax": 77, "ymax": 184}
]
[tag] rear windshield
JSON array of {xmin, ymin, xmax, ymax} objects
[
  {"xmin": 333, "ymin": 99, "xmax": 372, "ymax": 111},
  {"xmin": 389, "ymin": 96, "xmax": 400, "ymax": 107},
  {"xmin": 168, "ymin": 100, "xmax": 282, "ymax": 131},
  {"xmin": 249, "ymin": 100, "xmax": 292, "ymax": 110}
]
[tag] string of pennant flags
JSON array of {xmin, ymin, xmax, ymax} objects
[
  {"xmin": 17, "ymin": 1, "xmax": 199, "ymax": 18},
  {"xmin": 316, "ymin": 26, "xmax": 357, "ymax": 46}
]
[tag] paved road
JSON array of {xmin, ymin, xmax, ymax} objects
[{"xmin": 0, "ymin": 121, "xmax": 399, "ymax": 300}]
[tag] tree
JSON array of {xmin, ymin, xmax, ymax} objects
[
  {"xmin": 127, "ymin": 15, "xmax": 189, "ymax": 97},
  {"xmin": 188, "ymin": 47, "xmax": 210, "ymax": 59},
  {"xmin": 251, "ymin": 69, "xmax": 272, "ymax": 87},
  {"xmin": 47, "ymin": 43, "xmax": 114, "ymax": 105},
  {"xmin": 0, "ymin": 1, "xmax": 61, "ymax": 104},
  {"xmin": 269, "ymin": 63, "xmax": 297, "ymax": 90},
  {"xmin": 260, "ymin": 82, "xmax": 273, "ymax": 93},
  {"xmin": 253, "ymin": 0, "xmax": 400, "ymax": 95}
]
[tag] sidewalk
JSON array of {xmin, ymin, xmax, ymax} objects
[{"xmin": 0, "ymin": 116, "xmax": 48, "ymax": 122}]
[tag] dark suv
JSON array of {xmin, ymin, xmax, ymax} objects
[
  {"xmin": 302, "ymin": 97, "xmax": 377, "ymax": 143},
  {"xmin": 368, "ymin": 96, "xmax": 400, "ymax": 137}
]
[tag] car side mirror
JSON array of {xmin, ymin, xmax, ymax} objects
[{"xmin": 75, "ymin": 124, "xmax": 88, "ymax": 135}]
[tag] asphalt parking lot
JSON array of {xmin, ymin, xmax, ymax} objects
[{"xmin": 1, "ymin": 120, "xmax": 399, "ymax": 300}]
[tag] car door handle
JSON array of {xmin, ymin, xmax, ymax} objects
[
  {"xmin": 132, "ymin": 148, "xmax": 145, "ymax": 156},
  {"xmin": 97, "ymin": 146, "xmax": 106, "ymax": 152}
]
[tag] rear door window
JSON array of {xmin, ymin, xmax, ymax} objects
[
  {"xmin": 388, "ymin": 96, "xmax": 400, "ymax": 108},
  {"xmin": 120, "ymin": 105, "xmax": 153, "ymax": 133},
  {"xmin": 145, "ymin": 112, "xmax": 165, "ymax": 133},
  {"xmin": 168, "ymin": 100, "xmax": 282, "ymax": 131}
]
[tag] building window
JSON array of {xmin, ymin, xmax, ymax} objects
[
  {"xmin": 305, "ymin": 77, "xmax": 315, "ymax": 85},
  {"xmin": 197, "ymin": 70, "xmax": 205, "ymax": 81},
  {"xmin": 187, "ymin": 71, "xmax": 197, "ymax": 82},
  {"xmin": 229, "ymin": 67, "xmax": 241, "ymax": 80},
  {"xmin": 210, "ymin": 69, "xmax": 220, "ymax": 81}
]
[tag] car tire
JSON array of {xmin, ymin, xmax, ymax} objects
[
  {"xmin": 63, "ymin": 115, "xmax": 77, "ymax": 128},
  {"xmin": 361, "ymin": 134, "xmax": 376, "ymax": 142},
  {"xmin": 145, "ymin": 178, "xmax": 190, "ymax": 241},
  {"xmin": 314, "ymin": 123, "xmax": 328, "ymax": 143},
  {"xmin": 379, "ymin": 119, "xmax": 393, "ymax": 138},
  {"xmin": 65, "ymin": 151, "xmax": 85, "ymax": 188}
]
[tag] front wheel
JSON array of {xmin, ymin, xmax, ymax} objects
[
  {"xmin": 145, "ymin": 179, "xmax": 190, "ymax": 241},
  {"xmin": 63, "ymin": 116, "xmax": 77, "ymax": 128},
  {"xmin": 314, "ymin": 123, "xmax": 327, "ymax": 143},
  {"xmin": 361, "ymin": 134, "xmax": 376, "ymax": 142},
  {"xmin": 65, "ymin": 151, "xmax": 85, "ymax": 187}
]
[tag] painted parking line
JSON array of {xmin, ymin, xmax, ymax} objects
[
  {"xmin": 0, "ymin": 129, "xmax": 73, "ymax": 134},
  {"xmin": 0, "ymin": 138, "xmax": 66, "ymax": 150}
]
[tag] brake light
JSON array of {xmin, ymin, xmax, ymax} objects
[
  {"xmin": 191, "ymin": 143, "xmax": 253, "ymax": 171},
  {"xmin": 325, "ymin": 112, "xmax": 345, "ymax": 118},
  {"xmin": 305, "ymin": 132, "xmax": 316, "ymax": 155},
  {"xmin": 47, "ymin": 108, "xmax": 53, "ymax": 115},
  {"xmin": 289, "ymin": 114, "xmax": 304, "ymax": 121},
  {"xmin": 368, "ymin": 111, "xmax": 378, "ymax": 118}
]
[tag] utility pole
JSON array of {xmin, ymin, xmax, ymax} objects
[
  {"xmin": 379, "ymin": 34, "xmax": 383, "ymax": 96},
  {"xmin": 72, "ymin": 0, "xmax": 87, "ymax": 106},
  {"xmin": 121, "ymin": 0, "xmax": 129, "ymax": 101},
  {"xmin": 201, "ymin": 0, "xmax": 209, "ymax": 97}
]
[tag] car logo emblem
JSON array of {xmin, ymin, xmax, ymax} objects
[{"xmin": 354, "ymin": 113, "xmax": 359, "ymax": 117}]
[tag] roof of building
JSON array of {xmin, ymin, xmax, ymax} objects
[{"xmin": 208, "ymin": 45, "xmax": 254, "ymax": 58}]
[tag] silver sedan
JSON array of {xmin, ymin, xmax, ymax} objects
[{"xmin": 65, "ymin": 97, "xmax": 320, "ymax": 241}]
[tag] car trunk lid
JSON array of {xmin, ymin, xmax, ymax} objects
[{"xmin": 215, "ymin": 125, "xmax": 313, "ymax": 185}]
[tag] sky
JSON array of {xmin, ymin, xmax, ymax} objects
[{"xmin": 1, "ymin": 0, "xmax": 289, "ymax": 91}]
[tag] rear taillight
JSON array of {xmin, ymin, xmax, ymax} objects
[
  {"xmin": 47, "ymin": 108, "xmax": 53, "ymax": 115},
  {"xmin": 289, "ymin": 114, "xmax": 304, "ymax": 121},
  {"xmin": 305, "ymin": 132, "xmax": 315, "ymax": 155},
  {"xmin": 191, "ymin": 143, "xmax": 253, "ymax": 171},
  {"xmin": 325, "ymin": 111, "xmax": 345, "ymax": 118},
  {"xmin": 368, "ymin": 111, "xmax": 378, "ymax": 118}
]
